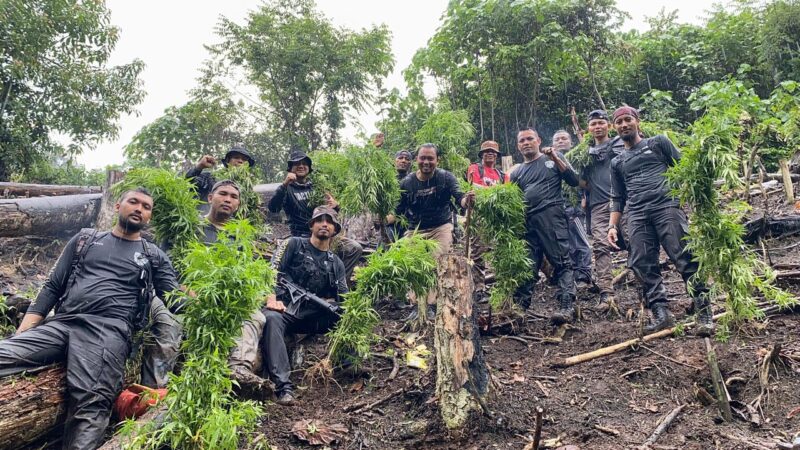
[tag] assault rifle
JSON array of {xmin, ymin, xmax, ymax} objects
[{"xmin": 277, "ymin": 273, "xmax": 343, "ymax": 318}]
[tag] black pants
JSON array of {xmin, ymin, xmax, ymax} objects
[
  {"xmin": 0, "ymin": 314, "xmax": 130, "ymax": 450},
  {"xmin": 627, "ymin": 207, "xmax": 708, "ymax": 307},
  {"xmin": 261, "ymin": 305, "xmax": 338, "ymax": 394},
  {"xmin": 566, "ymin": 206, "xmax": 592, "ymax": 283},
  {"xmin": 515, "ymin": 205, "xmax": 576, "ymax": 308}
]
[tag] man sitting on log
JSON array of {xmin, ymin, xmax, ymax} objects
[
  {"xmin": 185, "ymin": 144, "xmax": 257, "ymax": 213},
  {"xmin": 0, "ymin": 188, "xmax": 180, "ymax": 450},
  {"xmin": 511, "ymin": 128, "xmax": 580, "ymax": 324},
  {"xmin": 387, "ymin": 143, "xmax": 475, "ymax": 321},
  {"xmin": 607, "ymin": 106, "xmax": 715, "ymax": 336},
  {"xmin": 268, "ymin": 149, "xmax": 363, "ymax": 282},
  {"xmin": 261, "ymin": 206, "xmax": 348, "ymax": 406}
]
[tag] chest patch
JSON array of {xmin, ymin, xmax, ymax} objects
[{"xmin": 545, "ymin": 160, "xmax": 555, "ymax": 169}]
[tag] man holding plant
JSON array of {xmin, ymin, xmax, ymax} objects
[{"xmin": 185, "ymin": 144, "xmax": 257, "ymax": 213}]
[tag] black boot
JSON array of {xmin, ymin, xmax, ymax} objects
[
  {"xmin": 550, "ymin": 295, "xmax": 576, "ymax": 325},
  {"xmin": 692, "ymin": 295, "xmax": 715, "ymax": 337},
  {"xmin": 644, "ymin": 302, "xmax": 675, "ymax": 333}
]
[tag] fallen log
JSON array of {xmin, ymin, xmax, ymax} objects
[
  {"xmin": 0, "ymin": 193, "xmax": 101, "ymax": 238},
  {"xmin": 705, "ymin": 338, "xmax": 732, "ymax": 422},
  {"xmin": 0, "ymin": 182, "xmax": 101, "ymax": 198},
  {"xmin": 640, "ymin": 404, "xmax": 685, "ymax": 449},
  {"xmin": 434, "ymin": 253, "xmax": 491, "ymax": 429},
  {"xmin": 744, "ymin": 215, "xmax": 800, "ymax": 243},
  {"xmin": 0, "ymin": 365, "xmax": 67, "ymax": 450},
  {"xmin": 98, "ymin": 402, "xmax": 169, "ymax": 450}
]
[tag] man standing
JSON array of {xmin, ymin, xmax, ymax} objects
[
  {"xmin": 186, "ymin": 144, "xmax": 256, "ymax": 213},
  {"xmin": 511, "ymin": 128, "xmax": 579, "ymax": 324},
  {"xmin": 467, "ymin": 140, "xmax": 506, "ymax": 187},
  {"xmin": 607, "ymin": 106, "xmax": 714, "ymax": 335},
  {"xmin": 580, "ymin": 110, "xmax": 627, "ymax": 309},
  {"xmin": 261, "ymin": 207, "xmax": 348, "ymax": 406},
  {"xmin": 0, "ymin": 189, "xmax": 180, "ymax": 449},
  {"xmin": 388, "ymin": 144, "xmax": 475, "ymax": 318},
  {"xmin": 552, "ymin": 130, "xmax": 593, "ymax": 290},
  {"xmin": 268, "ymin": 149, "xmax": 363, "ymax": 281}
]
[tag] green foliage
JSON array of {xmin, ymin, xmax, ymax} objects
[
  {"xmin": 215, "ymin": 164, "xmax": 263, "ymax": 224},
  {"xmin": 471, "ymin": 183, "xmax": 532, "ymax": 309},
  {"xmin": 113, "ymin": 169, "xmax": 202, "ymax": 271},
  {"xmin": 0, "ymin": 0, "xmax": 144, "ymax": 181},
  {"xmin": 306, "ymin": 150, "xmax": 350, "ymax": 209},
  {"xmin": 339, "ymin": 145, "xmax": 401, "ymax": 220},
  {"xmin": 414, "ymin": 107, "xmax": 474, "ymax": 177},
  {"xmin": 0, "ymin": 295, "xmax": 15, "ymax": 336},
  {"xmin": 10, "ymin": 158, "xmax": 107, "ymax": 186},
  {"xmin": 327, "ymin": 235, "xmax": 438, "ymax": 366},
  {"xmin": 121, "ymin": 220, "xmax": 273, "ymax": 450},
  {"xmin": 668, "ymin": 78, "xmax": 797, "ymax": 338}
]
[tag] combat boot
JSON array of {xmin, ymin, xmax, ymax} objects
[
  {"xmin": 692, "ymin": 295, "xmax": 715, "ymax": 337},
  {"xmin": 550, "ymin": 295, "xmax": 576, "ymax": 325},
  {"xmin": 644, "ymin": 302, "xmax": 675, "ymax": 333}
]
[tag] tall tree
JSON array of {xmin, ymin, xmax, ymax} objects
[{"xmin": 0, "ymin": 0, "xmax": 144, "ymax": 180}]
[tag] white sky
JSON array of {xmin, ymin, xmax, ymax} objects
[{"xmin": 78, "ymin": 0, "xmax": 716, "ymax": 169}]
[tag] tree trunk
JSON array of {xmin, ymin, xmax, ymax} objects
[
  {"xmin": 434, "ymin": 253, "xmax": 490, "ymax": 430},
  {"xmin": 94, "ymin": 170, "xmax": 126, "ymax": 231},
  {"xmin": 779, "ymin": 159, "xmax": 796, "ymax": 204},
  {"xmin": 0, "ymin": 182, "xmax": 102, "ymax": 198},
  {"xmin": 0, "ymin": 365, "xmax": 67, "ymax": 450},
  {"xmin": 0, "ymin": 193, "xmax": 101, "ymax": 238}
]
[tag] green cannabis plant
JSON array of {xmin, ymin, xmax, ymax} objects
[
  {"xmin": 215, "ymin": 163, "xmax": 263, "ymax": 223},
  {"xmin": 414, "ymin": 107, "xmax": 474, "ymax": 177},
  {"xmin": 668, "ymin": 79, "xmax": 796, "ymax": 339},
  {"xmin": 306, "ymin": 150, "xmax": 350, "ymax": 209},
  {"xmin": 113, "ymin": 168, "xmax": 202, "ymax": 271},
  {"xmin": 120, "ymin": 219, "xmax": 274, "ymax": 449},
  {"xmin": 470, "ymin": 183, "xmax": 533, "ymax": 309},
  {"xmin": 327, "ymin": 235, "xmax": 438, "ymax": 367}
]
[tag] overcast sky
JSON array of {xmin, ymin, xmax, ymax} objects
[{"xmin": 78, "ymin": 0, "xmax": 717, "ymax": 169}]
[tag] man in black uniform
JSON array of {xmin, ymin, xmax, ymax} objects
[
  {"xmin": 511, "ymin": 128, "xmax": 579, "ymax": 324},
  {"xmin": 388, "ymin": 150, "xmax": 413, "ymax": 241},
  {"xmin": 268, "ymin": 150, "xmax": 363, "ymax": 281},
  {"xmin": 552, "ymin": 130, "xmax": 593, "ymax": 290},
  {"xmin": 185, "ymin": 144, "xmax": 256, "ymax": 213},
  {"xmin": 607, "ymin": 106, "xmax": 714, "ymax": 335},
  {"xmin": 261, "ymin": 206, "xmax": 348, "ymax": 406},
  {"xmin": 0, "ymin": 188, "xmax": 179, "ymax": 450},
  {"xmin": 580, "ymin": 110, "xmax": 627, "ymax": 310}
]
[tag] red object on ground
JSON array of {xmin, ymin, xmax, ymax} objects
[{"xmin": 113, "ymin": 384, "xmax": 167, "ymax": 420}]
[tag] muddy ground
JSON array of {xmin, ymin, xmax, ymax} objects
[{"xmin": 2, "ymin": 201, "xmax": 799, "ymax": 450}]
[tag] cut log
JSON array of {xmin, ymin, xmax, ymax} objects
[
  {"xmin": 94, "ymin": 170, "xmax": 126, "ymax": 231},
  {"xmin": 0, "ymin": 182, "xmax": 101, "ymax": 198},
  {"xmin": 98, "ymin": 402, "xmax": 169, "ymax": 450},
  {"xmin": 0, "ymin": 193, "xmax": 101, "ymax": 238},
  {"xmin": 744, "ymin": 215, "xmax": 800, "ymax": 243},
  {"xmin": 434, "ymin": 253, "xmax": 491, "ymax": 430},
  {"xmin": 705, "ymin": 338, "xmax": 733, "ymax": 422},
  {"xmin": 253, "ymin": 182, "xmax": 280, "ymax": 207},
  {"xmin": 0, "ymin": 365, "xmax": 67, "ymax": 450}
]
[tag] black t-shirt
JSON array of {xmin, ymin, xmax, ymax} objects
[
  {"xmin": 268, "ymin": 182, "xmax": 315, "ymax": 237},
  {"xmin": 395, "ymin": 169, "xmax": 465, "ymax": 230},
  {"xmin": 610, "ymin": 135, "xmax": 681, "ymax": 214},
  {"xmin": 185, "ymin": 167, "xmax": 215, "ymax": 214},
  {"xmin": 582, "ymin": 136, "xmax": 626, "ymax": 210},
  {"xmin": 510, "ymin": 152, "xmax": 579, "ymax": 215},
  {"xmin": 273, "ymin": 237, "xmax": 348, "ymax": 303},
  {"xmin": 29, "ymin": 232, "xmax": 179, "ymax": 325}
]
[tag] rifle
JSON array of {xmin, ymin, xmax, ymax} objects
[{"xmin": 277, "ymin": 273, "xmax": 342, "ymax": 318}]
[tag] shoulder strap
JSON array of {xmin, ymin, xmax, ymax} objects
[
  {"xmin": 477, "ymin": 165, "xmax": 485, "ymax": 180},
  {"xmin": 57, "ymin": 228, "xmax": 101, "ymax": 313}
]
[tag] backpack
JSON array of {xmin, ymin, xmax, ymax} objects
[{"xmin": 57, "ymin": 228, "xmax": 159, "ymax": 334}]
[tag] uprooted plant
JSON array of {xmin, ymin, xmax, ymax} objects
[
  {"xmin": 119, "ymin": 219, "xmax": 275, "ymax": 450},
  {"xmin": 306, "ymin": 150, "xmax": 350, "ymax": 209}
]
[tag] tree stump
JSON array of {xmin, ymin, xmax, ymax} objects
[
  {"xmin": 434, "ymin": 253, "xmax": 490, "ymax": 430},
  {"xmin": 0, "ymin": 365, "xmax": 66, "ymax": 450}
]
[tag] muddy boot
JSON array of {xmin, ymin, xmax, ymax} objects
[
  {"xmin": 644, "ymin": 302, "xmax": 675, "ymax": 333},
  {"xmin": 231, "ymin": 367, "xmax": 274, "ymax": 401},
  {"xmin": 550, "ymin": 295, "xmax": 576, "ymax": 325},
  {"xmin": 692, "ymin": 296, "xmax": 715, "ymax": 337}
]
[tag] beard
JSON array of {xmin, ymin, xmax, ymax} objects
[
  {"xmin": 620, "ymin": 130, "xmax": 638, "ymax": 143},
  {"xmin": 118, "ymin": 213, "xmax": 145, "ymax": 233}
]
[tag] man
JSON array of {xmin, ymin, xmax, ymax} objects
[
  {"xmin": 607, "ymin": 106, "xmax": 714, "ymax": 335},
  {"xmin": 388, "ymin": 143, "xmax": 475, "ymax": 318},
  {"xmin": 185, "ymin": 144, "xmax": 256, "ymax": 212},
  {"xmin": 388, "ymin": 150, "xmax": 413, "ymax": 241},
  {"xmin": 552, "ymin": 130, "xmax": 593, "ymax": 290},
  {"xmin": 261, "ymin": 207, "xmax": 348, "ymax": 406},
  {"xmin": 467, "ymin": 140, "xmax": 506, "ymax": 187},
  {"xmin": 580, "ymin": 110, "xmax": 627, "ymax": 309},
  {"xmin": 511, "ymin": 128, "xmax": 579, "ymax": 324},
  {"xmin": 268, "ymin": 150, "xmax": 363, "ymax": 281},
  {"xmin": 372, "ymin": 132, "xmax": 385, "ymax": 149},
  {"xmin": 0, "ymin": 189, "xmax": 179, "ymax": 449}
]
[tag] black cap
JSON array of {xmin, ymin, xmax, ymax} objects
[
  {"xmin": 287, "ymin": 150, "xmax": 313, "ymax": 173},
  {"xmin": 587, "ymin": 110, "xmax": 609, "ymax": 122},
  {"xmin": 222, "ymin": 145, "xmax": 256, "ymax": 167},
  {"xmin": 210, "ymin": 179, "xmax": 240, "ymax": 194},
  {"xmin": 395, "ymin": 150, "xmax": 412, "ymax": 159},
  {"xmin": 309, "ymin": 206, "xmax": 341, "ymax": 235}
]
